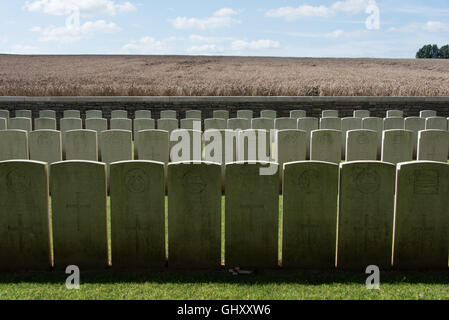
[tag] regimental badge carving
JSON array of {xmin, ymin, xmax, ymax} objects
[
  {"xmin": 125, "ymin": 169, "xmax": 148, "ymax": 193},
  {"xmin": 182, "ymin": 171, "xmax": 206, "ymax": 194},
  {"xmin": 6, "ymin": 169, "xmax": 31, "ymax": 193},
  {"xmin": 356, "ymin": 169, "xmax": 380, "ymax": 194}
]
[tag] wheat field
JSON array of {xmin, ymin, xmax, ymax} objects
[{"xmin": 1, "ymin": 55, "xmax": 449, "ymax": 96}]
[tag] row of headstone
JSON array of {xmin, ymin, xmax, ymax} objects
[
  {"xmin": 1, "ymin": 129, "xmax": 448, "ymax": 167},
  {"xmin": 1, "ymin": 160, "xmax": 447, "ymax": 270}
]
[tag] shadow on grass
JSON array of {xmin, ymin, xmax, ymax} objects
[{"xmin": 1, "ymin": 268, "xmax": 448, "ymax": 286}]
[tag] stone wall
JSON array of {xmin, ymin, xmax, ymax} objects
[{"xmin": 1, "ymin": 96, "xmax": 448, "ymax": 121}]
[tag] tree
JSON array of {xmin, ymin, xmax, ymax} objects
[
  {"xmin": 416, "ymin": 44, "xmax": 449, "ymax": 59},
  {"xmin": 439, "ymin": 45, "xmax": 449, "ymax": 59}
]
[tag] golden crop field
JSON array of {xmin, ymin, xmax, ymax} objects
[{"xmin": 1, "ymin": 55, "xmax": 449, "ymax": 96}]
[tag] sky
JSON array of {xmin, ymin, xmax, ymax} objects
[{"xmin": 0, "ymin": 0, "xmax": 449, "ymax": 58}]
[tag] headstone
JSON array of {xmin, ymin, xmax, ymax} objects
[
  {"xmin": 384, "ymin": 117, "xmax": 405, "ymax": 130},
  {"xmin": 9, "ymin": 118, "xmax": 32, "ymax": 132},
  {"xmin": 170, "ymin": 129, "xmax": 202, "ymax": 162},
  {"xmin": 85, "ymin": 118, "xmax": 108, "ymax": 133},
  {"xmin": 393, "ymin": 161, "xmax": 449, "ymax": 269},
  {"xmin": 227, "ymin": 118, "xmax": 250, "ymax": 131},
  {"xmin": 275, "ymin": 118, "xmax": 297, "ymax": 130},
  {"xmin": 64, "ymin": 130, "xmax": 98, "ymax": 161},
  {"xmin": 135, "ymin": 130, "xmax": 169, "ymax": 164},
  {"xmin": 298, "ymin": 117, "xmax": 319, "ymax": 159},
  {"xmin": 261, "ymin": 110, "xmax": 276, "ymax": 119},
  {"xmin": 320, "ymin": 117, "xmax": 342, "ymax": 130},
  {"xmin": 354, "ymin": 110, "xmax": 370, "ymax": 118},
  {"xmin": 290, "ymin": 110, "xmax": 306, "ymax": 119},
  {"xmin": 0, "ymin": 118, "xmax": 7, "ymax": 130},
  {"xmin": 204, "ymin": 118, "xmax": 227, "ymax": 131},
  {"xmin": 64, "ymin": 110, "xmax": 80, "ymax": 118},
  {"xmin": 362, "ymin": 117, "xmax": 383, "ymax": 159},
  {"xmin": 386, "ymin": 110, "xmax": 404, "ymax": 118},
  {"xmin": 426, "ymin": 117, "xmax": 448, "ymax": 130},
  {"xmin": 110, "ymin": 161, "xmax": 165, "ymax": 268},
  {"xmin": 225, "ymin": 162, "xmax": 279, "ymax": 268},
  {"xmin": 275, "ymin": 130, "xmax": 307, "ymax": 188},
  {"xmin": 338, "ymin": 161, "xmax": 396, "ymax": 269},
  {"xmin": 237, "ymin": 110, "xmax": 253, "ymax": 120},
  {"xmin": 417, "ymin": 130, "xmax": 449, "ymax": 163},
  {"xmin": 0, "ymin": 130, "xmax": 28, "ymax": 161},
  {"xmin": 133, "ymin": 118, "xmax": 155, "ymax": 143},
  {"xmin": 168, "ymin": 162, "xmax": 222, "ymax": 268},
  {"xmin": 29, "ymin": 130, "xmax": 62, "ymax": 165},
  {"xmin": 160, "ymin": 110, "xmax": 177, "ymax": 119},
  {"xmin": 158, "ymin": 118, "xmax": 179, "ymax": 135},
  {"xmin": 111, "ymin": 110, "xmax": 128, "ymax": 119},
  {"xmin": 213, "ymin": 110, "xmax": 229, "ymax": 120},
  {"xmin": 382, "ymin": 130, "xmax": 414, "ymax": 164},
  {"xmin": 282, "ymin": 161, "xmax": 338, "ymax": 268},
  {"xmin": 322, "ymin": 110, "xmax": 338, "ymax": 118},
  {"xmin": 60, "ymin": 118, "xmax": 83, "ymax": 154},
  {"xmin": 310, "ymin": 130, "xmax": 342, "ymax": 164},
  {"xmin": 181, "ymin": 118, "xmax": 202, "ymax": 131},
  {"xmin": 100, "ymin": 130, "xmax": 133, "ymax": 171},
  {"xmin": 341, "ymin": 117, "xmax": 363, "ymax": 158},
  {"xmin": 252, "ymin": 118, "xmax": 274, "ymax": 131},
  {"xmin": 0, "ymin": 160, "xmax": 50, "ymax": 270},
  {"xmin": 0, "ymin": 109, "xmax": 10, "ymax": 120},
  {"xmin": 237, "ymin": 130, "xmax": 271, "ymax": 162},
  {"xmin": 39, "ymin": 110, "xmax": 56, "ymax": 119},
  {"xmin": 185, "ymin": 110, "xmax": 201, "ymax": 120},
  {"xmin": 135, "ymin": 110, "xmax": 152, "ymax": 119},
  {"xmin": 34, "ymin": 117, "xmax": 56, "ymax": 130},
  {"xmin": 16, "ymin": 110, "xmax": 32, "ymax": 118},
  {"xmin": 86, "ymin": 110, "xmax": 103, "ymax": 119},
  {"xmin": 420, "ymin": 110, "xmax": 437, "ymax": 118},
  {"xmin": 405, "ymin": 117, "xmax": 426, "ymax": 158},
  {"xmin": 50, "ymin": 161, "xmax": 108, "ymax": 268},
  {"xmin": 346, "ymin": 130, "xmax": 378, "ymax": 161},
  {"xmin": 110, "ymin": 118, "xmax": 132, "ymax": 131}
]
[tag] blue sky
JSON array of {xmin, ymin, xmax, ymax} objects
[{"xmin": 1, "ymin": 0, "xmax": 449, "ymax": 57}]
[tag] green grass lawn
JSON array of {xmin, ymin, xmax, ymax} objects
[{"xmin": 1, "ymin": 196, "xmax": 449, "ymax": 300}]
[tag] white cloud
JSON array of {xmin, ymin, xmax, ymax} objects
[
  {"xmin": 325, "ymin": 29, "xmax": 345, "ymax": 38},
  {"xmin": 188, "ymin": 34, "xmax": 235, "ymax": 43},
  {"xmin": 120, "ymin": 37, "xmax": 175, "ymax": 54},
  {"xmin": 230, "ymin": 39, "xmax": 280, "ymax": 51},
  {"xmin": 23, "ymin": 0, "xmax": 135, "ymax": 17},
  {"xmin": 422, "ymin": 21, "xmax": 449, "ymax": 33},
  {"xmin": 389, "ymin": 21, "xmax": 449, "ymax": 33},
  {"xmin": 170, "ymin": 8, "xmax": 241, "ymax": 30},
  {"xmin": 31, "ymin": 20, "xmax": 120, "ymax": 43},
  {"xmin": 9, "ymin": 44, "xmax": 40, "ymax": 54},
  {"xmin": 266, "ymin": 0, "xmax": 372, "ymax": 21},
  {"xmin": 188, "ymin": 44, "xmax": 224, "ymax": 55}
]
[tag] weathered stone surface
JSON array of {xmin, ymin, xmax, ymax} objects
[
  {"xmin": 157, "ymin": 118, "xmax": 179, "ymax": 135},
  {"xmin": 310, "ymin": 130, "xmax": 342, "ymax": 164},
  {"xmin": 86, "ymin": 110, "xmax": 103, "ymax": 119},
  {"xmin": 362, "ymin": 117, "xmax": 383, "ymax": 159},
  {"xmin": 110, "ymin": 118, "xmax": 132, "ymax": 131},
  {"xmin": 237, "ymin": 110, "xmax": 253, "ymax": 120},
  {"xmin": 227, "ymin": 118, "xmax": 250, "ymax": 131},
  {"xmin": 384, "ymin": 117, "xmax": 405, "ymax": 130},
  {"xmin": 204, "ymin": 118, "xmax": 227, "ymax": 131},
  {"xmin": 50, "ymin": 161, "xmax": 108, "ymax": 269},
  {"xmin": 160, "ymin": 110, "xmax": 177, "ymax": 119},
  {"xmin": 275, "ymin": 118, "xmax": 297, "ymax": 130},
  {"xmin": 426, "ymin": 117, "xmax": 448, "ymax": 130},
  {"xmin": 63, "ymin": 110, "xmax": 80, "ymax": 118},
  {"xmin": 405, "ymin": 117, "xmax": 426, "ymax": 158},
  {"xmin": 225, "ymin": 162, "xmax": 279, "ymax": 268},
  {"xmin": 0, "ymin": 118, "xmax": 6, "ymax": 130},
  {"xmin": 85, "ymin": 118, "xmax": 108, "ymax": 133},
  {"xmin": 382, "ymin": 130, "xmax": 414, "ymax": 164},
  {"xmin": 298, "ymin": 117, "xmax": 319, "ymax": 159},
  {"xmin": 420, "ymin": 110, "xmax": 437, "ymax": 118},
  {"xmin": 338, "ymin": 161, "xmax": 396, "ymax": 270},
  {"xmin": 417, "ymin": 130, "xmax": 449, "ymax": 163},
  {"xmin": 394, "ymin": 161, "xmax": 449, "ymax": 269},
  {"xmin": 322, "ymin": 110, "xmax": 338, "ymax": 118},
  {"xmin": 135, "ymin": 130, "xmax": 169, "ymax": 164},
  {"xmin": 251, "ymin": 118, "xmax": 274, "ymax": 131},
  {"xmin": 100, "ymin": 130, "xmax": 133, "ymax": 167},
  {"xmin": 110, "ymin": 160, "xmax": 166, "ymax": 268},
  {"xmin": 34, "ymin": 117, "xmax": 57, "ymax": 130},
  {"xmin": 341, "ymin": 117, "xmax": 363, "ymax": 157},
  {"xmin": 135, "ymin": 110, "xmax": 152, "ymax": 119},
  {"xmin": 16, "ymin": 110, "xmax": 32, "ymax": 118},
  {"xmin": 346, "ymin": 130, "xmax": 378, "ymax": 161},
  {"xmin": 213, "ymin": 110, "xmax": 229, "ymax": 120},
  {"xmin": 0, "ymin": 130, "xmax": 28, "ymax": 161},
  {"xmin": 133, "ymin": 118, "xmax": 155, "ymax": 142},
  {"xmin": 180, "ymin": 118, "xmax": 202, "ymax": 130},
  {"xmin": 237, "ymin": 129, "xmax": 271, "ymax": 161},
  {"xmin": 320, "ymin": 117, "xmax": 342, "ymax": 130},
  {"xmin": 111, "ymin": 110, "xmax": 128, "ymax": 119},
  {"xmin": 29, "ymin": 130, "xmax": 62, "ymax": 165},
  {"xmin": 282, "ymin": 161, "xmax": 338, "ymax": 268},
  {"xmin": 0, "ymin": 160, "xmax": 50, "ymax": 270},
  {"xmin": 39, "ymin": 110, "xmax": 56, "ymax": 119},
  {"xmin": 261, "ymin": 110, "xmax": 277, "ymax": 119},
  {"xmin": 9, "ymin": 118, "xmax": 32, "ymax": 132},
  {"xmin": 185, "ymin": 110, "xmax": 202, "ymax": 120},
  {"xmin": 168, "ymin": 162, "xmax": 222, "ymax": 268},
  {"xmin": 386, "ymin": 110, "xmax": 404, "ymax": 118},
  {"xmin": 0, "ymin": 109, "xmax": 10, "ymax": 120},
  {"xmin": 354, "ymin": 110, "xmax": 370, "ymax": 118},
  {"xmin": 170, "ymin": 129, "xmax": 202, "ymax": 162},
  {"xmin": 275, "ymin": 130, "xmax": 307, "ymax": 186},
  {"xmin": 64, "ymin": 130, "xmax": 98, "ymax": 161},
  {"xmin": 60, "ymin": 118, "xmax": 82, "ymax": 133},
  {"xmin": 290, "ymin": 110, "xmax": 307, "ymax": 119}
]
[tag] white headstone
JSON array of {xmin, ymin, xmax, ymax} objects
[
  {"xmin": 362, "ymin": 117, "xmax": 383, "ymax": 159},
  {"xmin": 181, "ymin": 118, "xmax": 201, "ymax": 130},
  {"xmin": 0, "ymin": 118, "xmax": 6, "ymax": 130},
  {"xmin": 213, "ymin": 110, "xmax": 229, "ymax": 120},
  {"xmin": 322, "ymin": 110, "xmax": 338, "ymax": 118},
  {"xmin": 185, "ymin": 110, "xmax": 201, "ymax": 120},
  {"xmin": 275, "ymin": 130, "xmax": 307, "ymax": 187},
  {"xmin": 60, "ymin": 118, "xmax": 83, "ymax": 154},
  {"xmin": 9, "ymin": 118, "xmax": 32, "ymax": 132},
  {"xmin": 417, "ymin": 130, "xmax": 449, "ymax": 163},
  {"xmin": 34, "ymin": 117, "xmax": 56, "ymax": 130},
  {"xmin": 346, "ymin": 130, "xmax": 378, "ymax": 161},
  {"xmin": 252, "ymin": 118, "xmax": 274, "ymax": 131},
  {"xmin": 170, "ymin": 129, "xmax": 202, "ymax": 162},
  {"xmin": 290, "ymin": 110, "xmax": 307, "ymax": 119},
  {"xmin": 420, "ymin": 110, "xmax": 437, "ymax": 118},
  {"xmin": 381, "ymin": 130, "xmax": 414, "ymax": 164},
  {"xmin": 100, "ymin": 130, "xmax": 133, "ymax": 169},
  {"xmin": 384, "ymin": 117, "xmax": 405, "ymax": 130},
  {"xmin": 0, "ymin": 130, "xmax": 29, "ymax": 161},
  {"xmin": 135, "ymin": 110, "xmax": 152, "ymax": 119},
  {"xmin": 16, "ymin": 110, "xmax": 32, "ymax": 118},
  {"xmin": 237, "ymin": 129, "xmax": 271, "ymax": 162},
  {"xmin": 64, "ymin": 130, "xmax": 98, "ymax": 161},
  {"xmin": 341, "ymin": 117, "xmax": 363, "ymax": 158},
  {"xmin": 85, "ymin": 118, "xmax": 108, "ymax": 133},
  {"xmin": 39, "ymin": 110, "xmax": 56, "ymax": 119},
  {"xmin": 320, "ymin": 117, "xmax": 342, "ymax": 130},
  {"xmin": 158, "ymin": 118, "xmax": 179, "ymax": 135},
  {"xmin": 386, "ymin": 110, "xmax": 404, "ymax": 118},
  {"xmin": 0, "ymin": 110, "xmax": 10, "ymax": 120},
  {"xmin": 261, "ymin": 110, "xmax": 277, "ymax": 119},
  {"xmin": 135, "ymin": 130, "xmax": 169, "ymax": 165},
  {"xmin": 133, "ymin": 118, "xmax": 155, "ymax": 143},
  {"xmin": 298, "ymin": 117, "xmax": 319, "ymax": 159},
  {"xmin": 111, "ymin": 110, "xmax": 128, "ymax": 119},
  {"xmin": 110, "ymin": 118, "xmax": 132, "ymax": 131},
  {"xmin": 227, "ymin": 118, "xmax": 250, "ymax": 131},
  {"xmin": 275, "ymin": 118, "xmax": 297, "ymax": 130},
  {"xmin": 86, "ymin": 110, "xmax": 103, "ymax": 119},
  {"xmin": 29, "ymin": 130, "xmax": 62, "ymax": 165},
  {"xmin": 426, "ymin": 117, "xmax": 448, "ymax": 130},
  {"xmin": 64, "ymin": 110, "xmax": 80, "ymax": 118},
  {"xmin": 237, "ymin": 110, "xmax": 253, "ymax": 120},
  {"xmin": 160, "ymin": 110, "xmax": 177, "ymax": 119},
  {"xmin": 405, "ymin": 117, "xmax": 426, "ymax": 158},
  {"xmin": 204, "ymin": 118, "xmax": 227, "ymax": 131},
  {"xmin": 310, "ymin": 130, "xmax": 342, "ymax": 164},
  {"xmin": 354, "ymin": 110, "xmax": 370, "ymax": 118}
]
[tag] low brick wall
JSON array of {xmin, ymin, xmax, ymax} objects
[{"xmin": 0, "ymin": 96, "xmax": 448, "ymax": 121}]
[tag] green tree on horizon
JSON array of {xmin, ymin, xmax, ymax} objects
[{"xmin": 416, "ymin": 44, "xmax": 449, "ymax": 59}]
